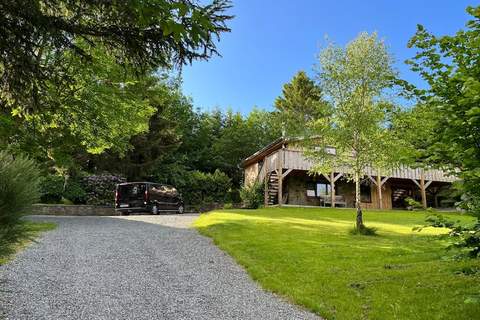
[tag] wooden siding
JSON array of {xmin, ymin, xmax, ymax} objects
[
  {"xmin": 244, "ymin": 163, "xmax": 258, "ymax": 187},
  {"xmin": 269, "ymin": 148, "xmax": 458, "ymax": 183}
]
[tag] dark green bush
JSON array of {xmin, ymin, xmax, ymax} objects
[
  {"xmin": 172, "ymin": 169, "xmax": 232, "ymax": 206},
  {"xmin": 64, "ymin": 179, "xmax": 87, "ymax": 204},
  {"xmin": 0, "ymin": 151, "xmax": 42, "ymax": 254},
  {"xmin": 240, "ymin": 182, "xmax": 264, "ymax": 209},
  {"xmin": 39, "ymin": 175, "xmax": 64, "ymax": 203},
  {"xmin": 83, "ymin": 174, "xmax": 126, "ymax": 206}
]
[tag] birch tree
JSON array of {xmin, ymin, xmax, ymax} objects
[{"xmin": 308, "ymin": 32, "xmax": 400, "ymax": 231}]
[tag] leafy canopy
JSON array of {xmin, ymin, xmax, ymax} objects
[
  {"xmin": 0, "ymin": 0, "xmax": 233, "ymax": 112},
  {"xmin": 405, "ymin": 5, "xmax": 480, "ymax": 214}
]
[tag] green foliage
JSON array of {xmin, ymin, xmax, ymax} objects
[
  {"xmin": 0, "ymin": 151, "xmax": 42, "ymax": 256},
  {"xmin": 403, "ymin": 6, "xmax": 480, "ymax": 258},
  {"xmin": 240, "ymin": 182, "xmax": 264, "ymax": 209},
  {"xmin": 223, "ymin": 203, "xmax": 234, "ymax": 209},
  {"xmin": 306, "ymin": 32, "xmax": 402, "ymax": 227},
  {"xmin": 416, "ymin": 213, "xmax": 480, "ymax": 258},
  {"xmin": 0, "ymin": 0, "xmax": 232, "ymax": 114},
  {"xmin": 0, "ymin": 221, "xmax": 56, "ymax": 266},
  {"xmin": 405, "ymin": 6, "xmax": 480, "ymax": 215},
  {"xmin": 63, "ymin": 180, "xmax": 87, "ymax": 204},
  {"xmin": 175, "ymin": 170, "xmax": 232, "ymax": 205},
  {"xmin": 274, "ymin": 71, "xmax": 331, "ymax": 136},
  {"xmin": 83, "ymin": 174, "xmax": 126, "ymax": 206},
  {"xmin": 405, "ymin": 197, "xmax": 423, "ymax": 210},
  {"xmin": 39, "ymin": 175, "xmax": 64, "ymax": 204}
]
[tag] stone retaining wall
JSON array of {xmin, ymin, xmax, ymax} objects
[
  {"xmin": 31, "ymin": 204, "xmax": 117, "ymax": 216},
  {"xmin": 31, "ymin": 203, "xmax": 241, "ymax": 216}
]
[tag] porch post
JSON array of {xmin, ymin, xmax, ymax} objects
[
  {"xmin": 376, "ymin": 174, "xmax": 383, "ymax": 209},
  {"xmin": 277, "ymin": 150, "xmax": 283, "ymax": 206},
  {"xmin": 330, "ymin": 171, "xmax": 335, "ymax": 208},
  {"xmin": 420, "ymin": 172, "xmax": 427, "ymax": 209},
  {"xmin": 264, "ymin": 161, "xmax": 269, "ymax": 207},
  {"xmin": 278, "ymin": 170, "xmax": 283, "ymax": 206}
]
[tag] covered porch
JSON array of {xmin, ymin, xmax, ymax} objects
[{"xmin": 259, "ymin": 148, "xmax": 457, "ymax": 210}]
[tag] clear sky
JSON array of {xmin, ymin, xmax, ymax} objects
[{"xmin": 181, "ymin": 0, "xmax": 473, "ymax": 114}]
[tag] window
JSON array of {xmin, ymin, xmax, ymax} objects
[
  {"xmin": 360, "ymin": 183, "xmax": 372, "ymax": 203},
  {"xmin": 306, "ymin": 182, "xmax": 316, "ymax": 197},
  {"xmin": 307, "ymin": 182, "xmax": 331, "ymax": 197},
  {"xmin": 316, "ymin": 183, "xmax": 330, "ymax": 196}
]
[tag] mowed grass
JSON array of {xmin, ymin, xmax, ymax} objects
[
  {"xmin": 194, "ymin": 207, "xmax": 480, "ymax": 320},
  {"xmin": 0, "ymin": 221, "xmax": 57, "ymax": 265}
]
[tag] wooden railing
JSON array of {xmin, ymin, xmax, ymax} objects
[{"xmin": 257, "ymin": 149, "xmax": 458, "ymax": 183}]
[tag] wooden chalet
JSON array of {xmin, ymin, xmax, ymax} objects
[{"xmin": 241, "ymin": 138, "xmax": 458, "ymax": 209}]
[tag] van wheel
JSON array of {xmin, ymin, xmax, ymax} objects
[
  {"xmin": 177, "ymin": 205, "xmax": 184, "ymax": 214},
  {"xmin": 151, "ymin": 205, "xmax": 158, "ymax": 215}
]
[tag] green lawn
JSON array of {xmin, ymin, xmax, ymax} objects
[
  {"xmin": 194, "ymin": 207, "xmax": 480, "ymax": 320},
  {"xmin": 0, "ymin": 221, "xmax": 57, "ymax": 265}
]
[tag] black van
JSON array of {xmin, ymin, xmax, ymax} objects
[{"xmin": 115, "ymin": 182, "xmax": 184, "ymax": 215}]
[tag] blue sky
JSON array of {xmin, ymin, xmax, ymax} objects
[{"xmin": 182, "ymin": 0, "xmax": 473, "ymax": 114}]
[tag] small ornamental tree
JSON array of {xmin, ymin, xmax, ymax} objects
[{"xmin": 307, "ymin": 32, "xmax": 401, "ymax": 231}]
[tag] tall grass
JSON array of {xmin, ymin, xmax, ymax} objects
[{"xmin": 0, "ymin": 151, "xmax": 42, "ymax": 257}]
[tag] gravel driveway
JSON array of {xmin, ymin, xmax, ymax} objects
[{"xmin": 0, "ymin": 215, "xmax": 318, "ymax": 320}]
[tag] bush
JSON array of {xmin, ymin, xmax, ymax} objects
[
  {"xmin": 64, "ymin": 179, "xmax": 87, "ymax": 204},
  {"xmin": 171, "ymin": 169, "xmax": 232, "ymax": 206},
  {"xmin": 240, "ymin": 182, "xmax": 264, "ymax": 209},
  {"xmin": 405, "ymin": 197, "xmax": 423, "ymax": 210},
  {"xmin": 83, "ymin": 174, "xmax": 126, "ymax": 206},
  {"xmin": 223, "ymin": 203, "xmax": 234, "ymax": 209},
  {"xmin": 0, "ymin": 151, "xmax": 42, "ymax": 254},
  {"xmin": 39, "ymin": 175, "xmax": 64, "ymax": 203}
]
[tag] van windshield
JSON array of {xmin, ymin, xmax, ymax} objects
[{"xmin": 117, "ymin": 183, "xmax": 146, "ymax": 201}]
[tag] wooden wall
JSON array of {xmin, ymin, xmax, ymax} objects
[{"xmin": 244, "ymin": 163, "xmax": 258, "ymax": 187}]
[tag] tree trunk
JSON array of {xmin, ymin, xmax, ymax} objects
[{"xmin": 355, "ymin": 172, "xmax": 364, "ymax": 230}]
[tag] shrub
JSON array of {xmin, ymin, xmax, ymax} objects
[
  {"xmin": 0, "ymin": 151, "xmax": 42, "ymax": 254},
  {"xmin": 405, "ymin": 197, "xmax": 423, "ymax": 210},
  {"xmin": 82, "ymin": 174, "xmax": 126, "ymax": 206},
  {"xmin": 240, "ymin": 182, "xmax": 264, "ymax": 209},
  {"xmin": 172, "ymin": 169, "xmax": 232, "ymax": 206},
  {"xmin": 64, "ymin": 179, "xmax": 87, "ymax": 204},
  {"xmin": 39, "ymin": 175, "xmax": 64, "ymax": 203}
]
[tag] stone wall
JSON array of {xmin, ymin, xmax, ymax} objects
[{"xmin": 31, "ymin": 204, "xmax": 117, "ymax": 216}]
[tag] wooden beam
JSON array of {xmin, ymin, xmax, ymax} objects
[
  {"xmin": 333, "ymin": 172, "xmax": 343, "ymax": 183},
  {"xmin": 411, "ymin": 179, "xmax": 421, "ymax": 189},
  {"xmin": 264, "ymin": 162, "xmax": 269, "ymax": 207},
  {"xmin": 420, "ymin": 173, "xmax": 427, "ymax": 209},
  {"xmin": 380, "ymin": 176, "xmax": 389, "ymax": 186},
  {"xmin": 368, "ymin": 175, "xmax": 377, "ymax": 186},
  {"xmin": 330, "ymin": 172, "xmax": 335, "ymax": 208},
  {"xmin": 277, "ymin": 152, "xmax": 283, "ymax": 206},
  {"xmin": 282, "ymin": 169, "xmax": 293, "ymax": 180},
  {"xmin": 425, "ymin": 180, "xmax": 433, "ymax": 189},
  {"xmin": 376, "ymin": 175, "xmax": 383, "ymax": 209},
  {"xmin": 321, "ymin": 173, "xmax": 331, "ymax": 183},
  {"xmin": 278, "ymin": 171, "xmax": 283, "ymax": 206}
]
